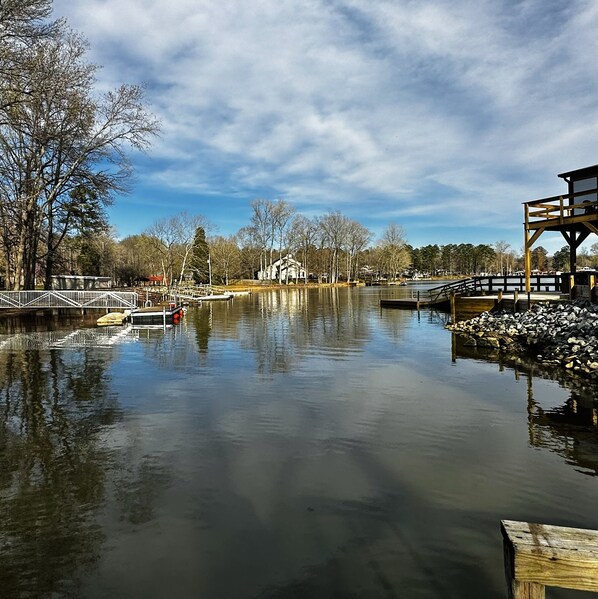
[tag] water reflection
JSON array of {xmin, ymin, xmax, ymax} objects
[
  {"xmin": 0, "ymin": 348, "xmax": 118, "ymax": 596},
  {"xmin": 159, "ymin": 289, "xmax": 381, "ymax": 375},
  {"xmin": 2, "ymin": 290, "xmax": 598, "ymax": 598},
  {"xmin": 453, "ymin": 334, "xmax": 598, "ymax": 477},
  {"xmin": 0, "ymin": 339, "xmax": 173, "ymax": 597}
]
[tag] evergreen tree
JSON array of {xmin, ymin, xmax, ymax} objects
[{"xmin": 191, "ymin": 227, "xmax": 210, "ymax": 284}]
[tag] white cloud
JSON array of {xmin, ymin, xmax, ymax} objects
[{"xmin": 52, "ymin": 0, "xmax": 598, "ymax": 242}]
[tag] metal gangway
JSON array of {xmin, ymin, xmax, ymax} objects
[{"xmin": 0, "ymin": 290, "xmax": 138, "ymax": 310}]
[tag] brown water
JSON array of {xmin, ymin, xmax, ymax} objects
[{"xmin": 1, "ymin": 285, "xmax": 597, "ymax": 598}]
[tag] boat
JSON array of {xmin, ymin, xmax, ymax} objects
[
  {"xmin": 130, "ymin": 304, "xmax": 185, "ymax": 326},
  {"xmin": 200, "ymin": 293, "xmax": 234, "ymax": 301},
  {"xmin": 97, "ymin": 311, "xmax": 130, "ymax": 326}
]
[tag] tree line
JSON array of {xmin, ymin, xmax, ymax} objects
[{"xmin": 12, "ymin": 194, "xmax": 597, "ymax": 289}]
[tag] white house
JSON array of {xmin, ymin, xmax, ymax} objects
[{"xmin": 257, "ymin": 255, "xmax": 306, "ymax": 282}]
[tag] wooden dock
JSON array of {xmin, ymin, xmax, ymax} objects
[
  {"xmin": 381, "ymin": 289, "xmax": 569, "ymax": 318},
  {"xmin": 380, "ymin": 297, "xmax": 446, "ymax": 309}
]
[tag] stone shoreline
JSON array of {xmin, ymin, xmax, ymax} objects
[{"xmin": 447, "ymin": 301, "xmax": 598, "ymax": 379}]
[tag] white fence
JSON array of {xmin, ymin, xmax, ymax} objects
[{"xmin": 0, "ymin": 290, "xmax": 138, "ymax": 310}]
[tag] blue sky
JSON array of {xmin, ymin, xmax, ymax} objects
[{"xmin": 51, "ymin": 0, "xmax": 598, "ymax": 253}]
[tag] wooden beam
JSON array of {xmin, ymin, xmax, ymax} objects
[
  {"xmin": 525, "ymin": 227, "xmax": 545, "ymax": 250},
  {"xmin": 502, "ymin": 520, "xmax": 598, "ymax": 595},
  {"xmin": 524, "ymin": 210, "xmax": 531, "ymax": 292},
  {"xmin": 583, "ymin": 221, "xmax": 598, "ymax": 235},
  {"xmin": 572, "ymin": 229, "xmax": 591, "ymax": 249}
]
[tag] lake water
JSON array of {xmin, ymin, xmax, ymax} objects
[{"xmin": 1, "ymin": 285, "xmax": 597, "ymax": 598}]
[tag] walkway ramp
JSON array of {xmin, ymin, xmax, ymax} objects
[{"xmin": 0, "ymin": 290, "xmax": 138, "ymax": 310}]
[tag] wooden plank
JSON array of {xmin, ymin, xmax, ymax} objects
[{"xmin": 502, "ymin": 520, "xmax": 598, "ymax": 593}]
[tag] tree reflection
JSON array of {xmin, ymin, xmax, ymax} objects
[
  {"xmin": 229, "ymin": 288, "xmax": 373, "ymax": 375},
  {"xmin": 0, "ymin": 347, "xmax": 120, "ymax": 597}
]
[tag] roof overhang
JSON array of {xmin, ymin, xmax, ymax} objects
[{"xmin": 558, "ymin": 164, "xmax": 598, "ymax": 181}]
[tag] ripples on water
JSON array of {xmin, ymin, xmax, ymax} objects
[{"xmin": 1, "ymin": 286, "xmax": 597, "ymax": 598}]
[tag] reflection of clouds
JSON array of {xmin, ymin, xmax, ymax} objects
[{"xmin": 7, "ymin": 288, "xmax": 598, "ymax": 597}]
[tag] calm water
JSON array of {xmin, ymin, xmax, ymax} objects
[{"xmin": 1, "ymin": 286, "xmax": 597, "ymax": 598}]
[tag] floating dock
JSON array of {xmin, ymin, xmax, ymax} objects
[
  {"xmin": 130, "ymin": 305, "xmax": 184, "ymax": 326},
  {"xmin": 380, "ymin": 297, "xmax": 446, "ymax": 309}
]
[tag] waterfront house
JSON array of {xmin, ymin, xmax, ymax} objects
[{"xmin": 257, "ymin": 255, "xmax": 306, "ymax": 282}]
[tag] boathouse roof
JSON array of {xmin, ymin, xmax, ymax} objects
[{"xmin": 558, "ymin": 164, "xmax": 598, "ymax": 180}]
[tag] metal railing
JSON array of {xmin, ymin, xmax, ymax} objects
[{"xmin": 0, "ymin": 290, "xmax": 138, "ymax": 310}]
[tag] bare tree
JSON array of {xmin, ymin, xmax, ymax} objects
[
  {"xmin": 145, "ymin": 217, "xmax": 181, "ymax": 289},
  {"xmin": 0, "ymin": 17, "xmax": 159, "ymax": 289},
  {"xmin": 378, "ymin": 223, "xmax": 409, "ymax": 281},
  {"xmin": 271, "ymin": 199, "xmax": 295, "ymax": 283},
  {"xmin": 209, "ymin": 235, "xmax": 241, "ymax": 285},
  {"xmin": 494, "ymin": 240, "xmax": 511, "ymax": 275},
  {"xmin": 289, "ymin": 215, "xmax": 317, "ymax": 283},
  {"xmin": 318, "ymin": 211, "xmax": 349, "ymax": 283},
  {"xmin": 344, "ymin": 220, "xmax": 371, "ymax": 281},
  {"xmin": 236, "ymin": 225, "xmax": 261, "ymax": 279},
  {"xmin": 249, "ymin": 199, "xmax": 275, "ymax": 276}
]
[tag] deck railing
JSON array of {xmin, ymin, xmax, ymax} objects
[
  {"xmin": 428, "ymin": 275, "xmax": 561, "ymax": 302},
  {"xmin": 525, "ymin": 187, "xmax": 598, "ymax": 226},
  {"xmin": 0, "ymin": 290, "xmax": 138, "ymax": 310}
]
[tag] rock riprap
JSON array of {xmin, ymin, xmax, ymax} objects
[{"xmin": 447, "ymin": 302, "xmax": 598, "ymax": 378}]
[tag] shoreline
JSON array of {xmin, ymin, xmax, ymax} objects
[{"xmin": 448, "ymin": 301, "xmax": 598, "ymax": 380}]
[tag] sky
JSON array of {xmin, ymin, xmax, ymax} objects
[{"xmin": 51, "ymin": 0, "xmax": 598, "ymax": 253}]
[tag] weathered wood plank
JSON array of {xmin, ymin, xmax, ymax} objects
[{"xmin": 502, "ymin": 520, "xmax": 598, "ymax": 593}]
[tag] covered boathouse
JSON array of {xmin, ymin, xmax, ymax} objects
[{"xmin": 524, "ymin": 164, "xmax": 598, "ymax": 298}]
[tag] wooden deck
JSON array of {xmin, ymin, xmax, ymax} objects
[{"xmin": 380, "ymin": 291, "xmax": 568, "ymax": 318}]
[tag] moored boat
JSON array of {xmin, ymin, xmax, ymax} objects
[
  {"xmin": 97, "ymin": 311, "xmax": 130, "ymax": 326},
  {"xmin": 130, "ymin": 304, "xmax": 185, "ymax": 325}
]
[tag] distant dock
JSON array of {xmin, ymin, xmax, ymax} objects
[{"xmin": 380, "ymin": 275, "xmax": 573, "ymax": 319}]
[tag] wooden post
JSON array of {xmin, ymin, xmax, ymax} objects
[
  {"xmin": 569, "ymin": 274, "xmax": 575, "ymax": 300},
  {"xmin": 450, "ymin": 292, "xmax": 456, "ymax": 322},
  {"xmin": 513, "ymin": 289, "xmax": 519, "ymax": 313},
  {"xmin": 524, "ymin": 206, "xmax": 532, "ymax": 293},
  {"xmin": 416, "ymin": 290, "xmax": 420, "ymax": 311}
]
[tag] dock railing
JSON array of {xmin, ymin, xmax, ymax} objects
[
  {"xmin": 428, "ymin": 275, "xmax": 561, "ymax": 303},
  {"xmin": 0, "ymin": 290, "xmax": 138, "ymax": 310},
  {"xmin": 502, "ymin": 519, "xmax": 598, "ymax": 598}
]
